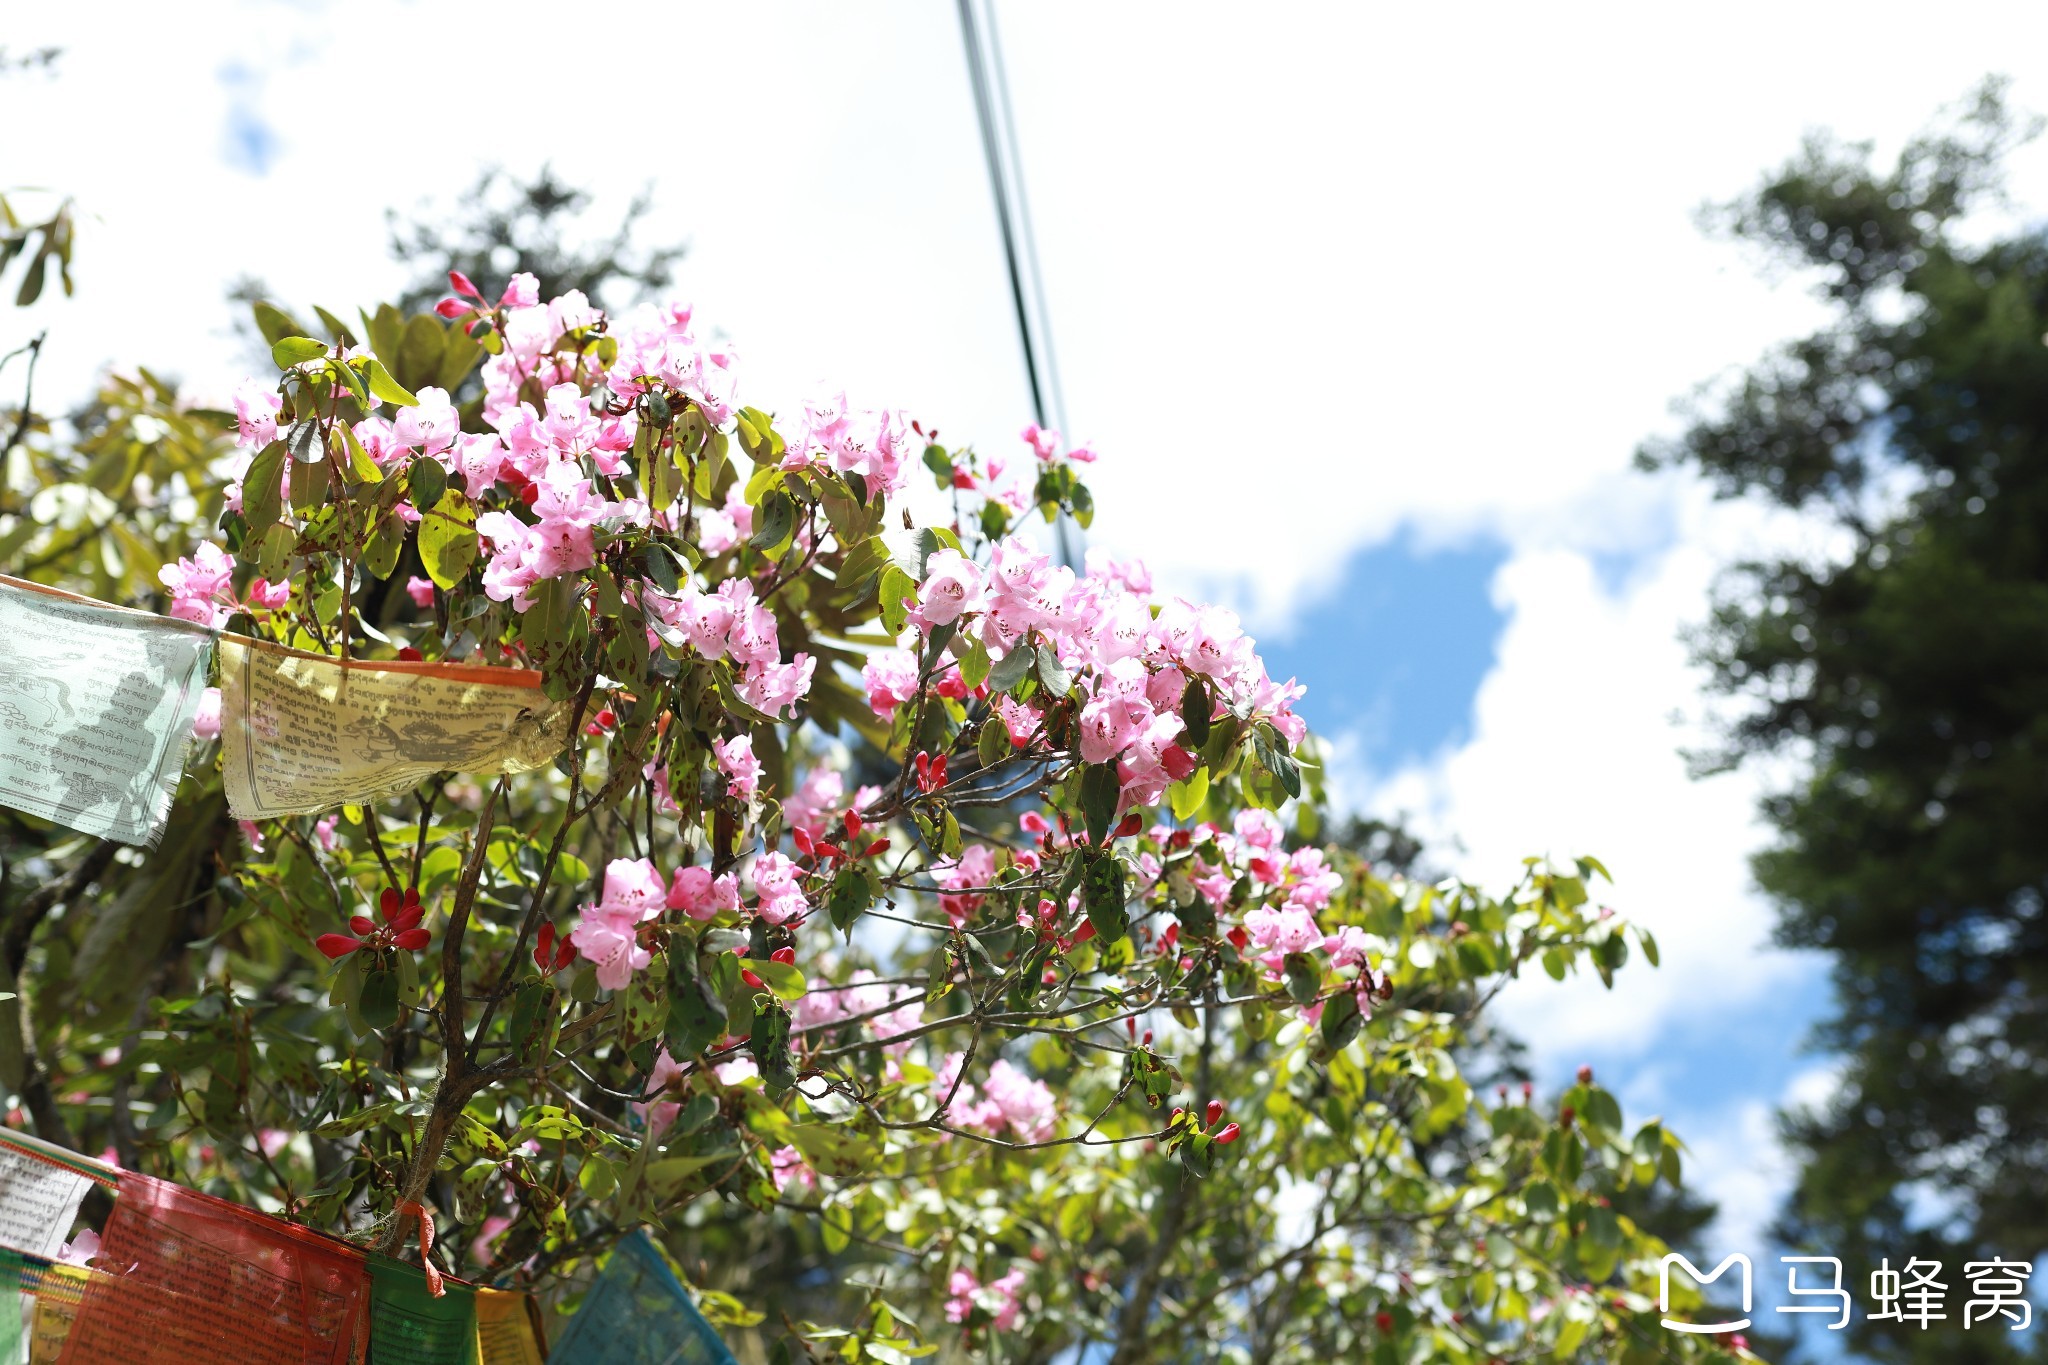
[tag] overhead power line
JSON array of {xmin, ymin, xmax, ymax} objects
[{"xmin": 955, "ymin": 0, "xmax": 1077, "ymax": 562}]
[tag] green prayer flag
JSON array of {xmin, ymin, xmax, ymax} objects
[{"xmin": 369, "ymin": 1257, "xmax": 477, "ymax": 1365}]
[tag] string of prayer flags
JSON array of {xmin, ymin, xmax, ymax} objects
[
  {"xmin": 548, "ymin": 1233, "xmax": 735, "ymax": 1365},
  {"xmin": 216, "ymin": 635, "xmax": 570, "ymax": 820},
  {"xmin": 0, "ymin": 575, "xmax": 213, "ymax": 847},
  {"xmin": 473, "ymin": 1288, "xmax": 547, "ymax": 1365},
  {"xmin": 58, "ymin": 1169, "xmax": 367, "ymax": 1365},
  {"xmin": 0, "ymin": 1130, "xmax": 110, "ymax": 1263},
  {"xmin": 369, "ymin": 1256, "xmax": 478, "ymax": 1365},
  {"xmin": 23, "ymin": 1258, "xmax": 88, "ymax": 1365},
  {"xmin": 0, "ymin": 1249, "xmax": 91, "ymax": 1365}
]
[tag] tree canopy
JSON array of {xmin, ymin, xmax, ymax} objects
[{"xmin": 1641, "ymin": 77, "xmax": 2048, "ymax": 1365}]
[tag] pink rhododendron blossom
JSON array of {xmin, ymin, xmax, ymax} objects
[
  {"xmin": 666, "ymin": 866, "xmax": 740, "ymax": 921},
  {"xmin": 191, "ymin": 687, "xmax": 222, "ymax": 741},
  {"xmin": 159, "ymin": 542, "xmax": 235, "ymax": 626},
  {"xmin": 714, "ymin": 735, "xmax": 762, "ymax": 799},
  {"xmin": 769, "ymin": 1146, "xmax": 816, "ymax": 1194},
  {"xmin": 393, "ymin": 386, "xmax": 460, "ymax": 460},
  {"xmin": 751, "ymin": 851, "xmax": 809, "ymax": 925},
  {"xmin": 782, "ymin": 767, "xmax": 845, "ymax": 839},
  {"xmin": 632, "ymin": 1047, "xmax": 686, "ymax": 1137},
  {"xmin": 863, "ymin": 649, "xmax": 920, "ymax": 719},
  {"xmin": 914, "ymin": 549, "xmax": 983, "ymax": 628},
  {"xmin": 946, "ymin": 1267, "xmax": 1028, "ymax": 1332},
  {"xmin": 936, "ymin": 844, "xmax": 997, "ymax": 927},
  {"xmin": 231, "ymin": 378, "xmax": 281, "ymax": 448},
  {"xmin": 569, "ymin": 858, "xmax": 666, "ymax": 991},
  {"xmin": 405, "ymin": 576, "xmax": 436, "ymax": 608}
]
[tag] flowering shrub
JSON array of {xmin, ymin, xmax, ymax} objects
[{"xmin": 2, "ymin": 276, "xmax": 1755, "ymax": 1363}]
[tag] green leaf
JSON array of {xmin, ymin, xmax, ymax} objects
[
  {"xmin": 878, "ymin": 564, "xmax": 916, "ymax": 637},
  {"xmin": 1035, "ymin": 643, "xmax": 1071, "ymax": 697},
  {"xmin": 1168, "ymin": 767, "xmax": 1209, "ymax": 822},
  {"xmin": 1083, "ymin": 852, "xmax": 1128, "ymax": 944},
  {"xmin": 252, "ymin": 300, "xmax": 308, "ymax": 345},
  {"xmin": 417, "ymin": 489, "xmax": 477, "ymax": 590},
  {"xmin": 271, "ymin": 336, "xmax": 327, "ymax": 370},
  {"xmin": 359, "ymin": 965, "xmax": 401, "ymax": 1032},
  {"xmin": 976, "ymin": 718, "xmax": 1010, "ymax": 771},
  {"xmin": 240, "ymin": 441, "xmax": 288, "ymax": 536},
  {"xmin": 665, "ymin": 949, "xmax": 728, "ymax": 1060},
  {"xmin": 1317, "ymin": 989, "xmax": 1362, "ymax": 1057},
  {"xmin": 1180, "ymin": 676, "xmax": 1212, "ymax": 747},
  {"xmin": 985, "ymin": 644, "xmax": 1032, "ymax": 694},
  {"xmin": 750, "ymin": 489, "xmax": 795, "ymax": 552},
  {"xmin": 827, "ymin": 865, "xmax": 877, "ymax": 937},
  {"xmin": 747, "ymin": 959, "xmax": 807, "ymax": 1002},
  {"xmin": 750, "ymin": 1003, "xmax": 795, "ymax": 1094},
  {"xmin": 362, "ymin": 357, "xmax": 418, "ymax": 407},
  {"xmin": 408, "ymin": 457, "xmax": 447, "ymax": 514},
  {"xmin": 957, "ymin": 637, "xmax": 991, "ymax": 690},
  {"xmin": 1283, "ymin": 953, "xmax": 1321, "ymax": 1006},
  {"xmin": 1079, "ymin": 762, "xmax": 1120, "ymax": 846}
]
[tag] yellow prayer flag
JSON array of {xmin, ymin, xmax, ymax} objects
[
  {"xmin": 473, "ymin": 1286, "xmax": 546, "ymax": 1365},
  {"xmin": 217, "ymin": 636, "xmax": 570, "ymax": 820}
]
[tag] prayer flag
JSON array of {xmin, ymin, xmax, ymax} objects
[
  {"xmin": 473, "ymin": 1287, "xmax": 546, "ymax": 1365},
  {"xmin": 216, "ymin": 636, "xmax": 569, "ymax": 819},
  {"xmin": 0, "ymin": 576, "xmax": 212, "ymax": 847},
  {"xmin": 368, "ymin": 1256, "xmax": 477, "ymax": 1365},
  {"xmin": 549, "ymin": 1232, "xmax": 735, "ymax": 1365},
  {"xmin": 58, "ymin": 1170, "xmax": 367, "ymax": 1365}
]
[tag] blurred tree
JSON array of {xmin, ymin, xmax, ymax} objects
[
  {"xmin": 385, "ymin": 164, "xmax": 685, "ymax": 317},
  {"xmin": 1641, "ymin": 78, "xmax": 2048, "ymax": 1364}
]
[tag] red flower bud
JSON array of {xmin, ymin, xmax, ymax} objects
[
  {"xmin": 594, "ymin": 708, "xmax": 617, "ymax": 729},
  {"xmin": 315, "ymin": 934, "xmax": 362, "ymax": 959},
  {"xmin": 1115, "ymin": 811, "xmax": 1142, "ymax": 838},
  {"xmin": 554, "ymin": 939, "xmax": 576, "ymax": 970},
  {"xmin": 1170, "ymin": 1107, "xmax": 1185, "ymax": 1124},
  {"xmin": 447, "ymin": 269, "xmax": 480, "ymax": 298},
  {"xmin": 1205, "ymin": 1099, "xmax": 1225, "ymax": 1127},
  {"xmin": 1374, "ymin": 1311, "xmax": 1394, "ymax": 1333},
  {"xmin": 864, "ymin": 838, "xmax": 890, "ymax": 858},
  {"xmin": 397, "ymin": 646, "xmax": 424, "ymax": 662},
  {"xmin": 1227, "ymin": 925, "xmax": 1249, "ymax": 951},
  {"xmin": 349, "ymin": 915, "xmax": 376, "ymax": 936},
  {"xmin": 434, "ymin": 297, "xmax": 469, "ymax": 319},
  {"xmin": 793, "ymin": 828, "xmax": 814, "ymax": 857},
  {"xmin": 1071, "ymin": 919, "xmax": 1096, "ymax": 944},
  {"xmin": 741, "ymin": 968, "xmax": 765, "ymax": 990},
  {"xmin": 1576, "ymin": 1064, "xmax": 1593, "ymax": 1085},
  {"xmin": 380, "ymin": 887, "xmax": 401, "ymax": 918},
  {"xmin": 1559, "ymin": 1105, "xmax": 1575, "ymax": 1129},
  {"xmin": 1214, "ymin": 1122, "xmax": 1241, "ymax": 1145},
  {"xmin": 393, "ymin": 927, "xmax": 431, "ymax": 952},
  {"xmin": 1161, "ymin": 744, "xmax": 1198, "ymax": 781},
  {"xmin": 770, "ymin": 947, "xmax": 796, "ymax": 965}
]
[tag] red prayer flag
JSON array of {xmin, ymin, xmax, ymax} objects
[{"xmin": 57, "ymin": 1171, "xmax": 368, "ymax": 1365}]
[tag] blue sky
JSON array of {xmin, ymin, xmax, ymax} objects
[{"xmin": 13, "ymin": 4, "xmax": 2048, "ymax": 1347}]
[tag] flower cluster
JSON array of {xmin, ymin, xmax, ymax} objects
[
  {"xmin": 936, "ymin": 1054, "xmax": 1058, "ymax": 1144},
  {"xmin": 159, "ymin": 541, "xmax": 288, "ymax": 627},
  {"xmin": 896, "ymin": 538, "xmax": 1305, "ymax": 813},
  {"xmin": 946, "ymin": 1266, "xmax": 1028, "ymax": 1333},
  {"xmin": 646, "ymin": 578, "xmax": 816, "ymax": 720}
]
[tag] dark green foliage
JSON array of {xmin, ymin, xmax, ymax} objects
[{"xmin": 1644, "ymin": 79, "xmax": 2048, "ymax": 1364}]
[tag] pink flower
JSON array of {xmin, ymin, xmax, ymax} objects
[
  {"xmin": 947, "ymin": 1267, "xmax": 1027, "ymax": 1332},
  {"xmin": 569, "ymin": 905, "xmax": 651, "ymax": 992},
  {"xmin": 751, "ymin": 851, "xmax": 809, "ymax": 925},
  {"xmin": 714, "ymin": 735, "xmax": 763, "ymax": 800},
  {"xmin": 937, "ymin": 845, "xmax": 997, "ymax": 927},
  {"xmin": 1244, "ymin": 903, "xmax": 1322, "ymax": 959},
  {"xmin": 863, "ymin": 649, "xmax": 921, "ymax": 719},
  {"xmin": 632, "ymin": 1047, "xmax": 687, "ymax": 1137},
  {"xmin": 914, "ymin": 549, "xmax": 983, "ymax": 628},
  {"xmin": 191, "ymin": 687, "xmax": 222, "ymax": 741},
  {"xmin": 159, "ymin": 542, "xmax": 235, "ymax": 627},
  {"xmin": 393, "ymin": 386, "xmax": 460, "ymax": 460},
  {"xmin": 599, "ymin": 857, "xmax": 669, "ymax": 921},
  {"xmin": 736, "ymin": 653, "xmax": 816, "ymax": 720},
  {"xmin": 1020, "ymin": 422, "xmax": 1061, "ymax": 462},
  {"xmin": 769, "ymin": 1146, "xmax": 816, "ymax": 1194},
  {"xmin": 782, "ymin": 767, "xmax": 845, "ymax": 839},
  {"xmin": 499, "ymin": 272, "xmax": 539, "ymax": 309},
  {"xmin": 712, "ymin": 1055, "xmax": 759, "ymax": 1086},
  {"xmin": 56, "ymin": 1229, "xmax": 99, "ymax": 1267},
  {"xmin": 666, "ymin": 866, "xmax": 741, "ymax": 921},
  {"xmin": 313, "ymin": 814, "xmax": 339, "ymax": 852},
  {"xmin": 981, "ymin": 1060, "xmax": 1058, "ymax": 1143},
  {"xmin": 1324, "ymin": 925, "xmax": 1372, "ymax": 970},
  {"xmin": 405, "ymin": 576, "xmax": 436, "ymax": 609},
  {"xmin": 245, "ymin": 577, "xmax": 290, "ymax": 611},
  {"xmin": 231, "ymin": 378, "xmax": 281, "ymax": 448}
]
